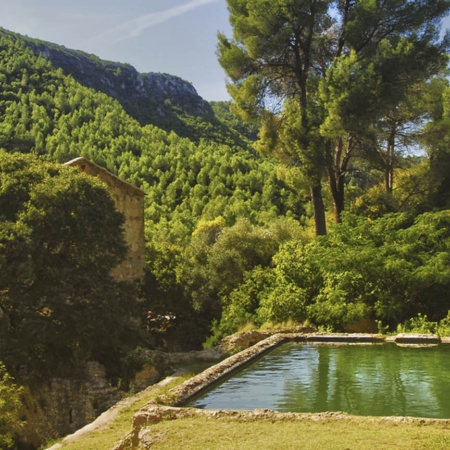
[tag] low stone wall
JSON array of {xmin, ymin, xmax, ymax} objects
[
  {"xmin": 220, "ymin": 326, "xmax": 314, "ymax": 354},
  {"xmin": 161, "ymin": 333, "xmax": 289, "ymax": 407}
]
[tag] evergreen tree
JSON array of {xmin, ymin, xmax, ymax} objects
[{"xmin": 218, "ymin": 0, "xmax": 450, "ymax": 233}]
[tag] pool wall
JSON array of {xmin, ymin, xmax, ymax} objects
[
  {"xmin": 114, "ymin": 331, "xmax": 449, "ymax": 449},
  {"xmin": 154, "ymin": 331, "xmax": 444, "ymax": 408}
]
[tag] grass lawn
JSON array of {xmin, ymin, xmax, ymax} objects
[{"xmin": 142, "ymin": 414, "xmax": 450, "ymax": 450}]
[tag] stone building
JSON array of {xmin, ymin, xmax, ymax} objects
[{"xmin": 65, "ymin": 157, "xmax": 145, "ymax": 281}]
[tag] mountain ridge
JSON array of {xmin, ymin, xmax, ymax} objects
[{"xmin": 0, "ymin": 27, "xmax": 227, "ymax": 141}]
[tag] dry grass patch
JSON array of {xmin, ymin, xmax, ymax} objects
[{"xmin": 141, "ymin": 414, "xmax": 450, "ymax": 450}]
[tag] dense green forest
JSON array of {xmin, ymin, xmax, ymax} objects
[
  {"xmin": 1, "ymin": 1, "xmax": 450, "ymax": 444},
  {"xmin": 0, "ymin": 28, "xmax": 307, "ymax": 400}
]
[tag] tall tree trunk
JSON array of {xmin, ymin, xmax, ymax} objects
[
  {"xmin": 385, "ymin": 125, "xmax": 396, "ymax": 195},
  {"xmin": 311, "ymin": 182, "xmax": 327, "ymax": 236},
  {"xmin": 328, "ymin": 166, "xmax": 345, "ymax": 224},
  {"xmin": 328, "ymin": 138, "xmax": 352, "ymax": 224}
]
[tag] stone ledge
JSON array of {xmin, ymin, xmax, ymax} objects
[
  {"xmin": 306, "ymin": 333, "xmax": 384, "ymax": 343},
  {"xmin": 162, "ymin": 333, "xmax": 289, "ymax": 407},
  {"xmin": 114, "ymin": 403, "xmax": 450, "ymax": 450},
  {"xmin": 394, "ymin": 333, "xmax": 441, "ymax": 344}
]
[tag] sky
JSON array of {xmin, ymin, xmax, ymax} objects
[
  {"xmin": 1, "ymin": 1, "xmax": 450, "ymax": 102},
  {"xmin": 0, "ymin": 0, "xmax": 233, "ymax": 101}
]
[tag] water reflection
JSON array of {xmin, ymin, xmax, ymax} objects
[{"xmin": 188, "ymin": 343, "xmax": 450, "ymax": 418}]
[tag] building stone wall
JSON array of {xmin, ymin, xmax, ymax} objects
[{"xmin": 65, "ymin": 157, "xmax": 145, "ymax": 281}]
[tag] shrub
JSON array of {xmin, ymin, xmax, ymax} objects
[{"xmin": 0, "ymin": 363, "xmax": 22, "ymax": 449}]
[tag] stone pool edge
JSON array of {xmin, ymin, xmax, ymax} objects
[
  {"xmin": 167, "ymin": 332, "xmax": 444, "ymax": 407},
  {"xmin": 113, "ymin": 332, "xmax": 449, "ymax": 449}
]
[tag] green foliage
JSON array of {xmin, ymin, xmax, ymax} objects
[
  {"xmin": 0, "ymin": 30, "xmax": 309, "ymax": 355},
  {"xmin": 219, "ymin": 0, "xmax": 450, "ymax": 231},
  {"xmin": 0, "ymin": 362, "xmax": 22, "ymax": 450},
  {"xmin": 436, "ymin": 312, "xmax": 450, "ymax": 336},
  {"xmin": 396, "ymin": 313, "xmax": 439, "ymax": 335},
  {"xmin": 178, "ymin": 218, "xmax": 280, "ymax": 318},
  {"xmin": 0, "ymin": 28, "xmax": 262, "ymax": 147},
  {"xmin": 2, "ymin": 20, "xmax": 450, "ymax": 371},
  {"xmin": 275, "ymin": 211, "xmax": 450, "ymax": 329},
  {"xmin": 396, "ymin": 311, "xmax": 450, "ymax": 337},
  {"xmin": 210, "ymin": 101, "xmax": 259, "ymax": 142},
  {"xmin": 205, "ymin": 220, "xmax": 310, "ymax": 341},
  {"xmin": 424, "ymin": 83, "xmax": 450, "ymax": 209},
  {"xmin": 213, "ymin": 210, "xmax": 450, "ymax": 334},
  {"xmin": 0, "ymin": 151, "xmax": 138, "ymax": 379},
  {"xmin": 209, "ymin": 266, "xmax": 273, "ymax": 343},
  {"xmin": 0, "ymin": 30, "xmax": 305, "ymax": 242}
]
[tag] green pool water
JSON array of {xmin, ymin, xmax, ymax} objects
[{"xmin": 189, "ymin": 342, "xmax": 450, "ymax": 418}]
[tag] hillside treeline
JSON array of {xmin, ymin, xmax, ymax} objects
[
  {"xmin": 1, "ymin": 22, "xmax": 450, "ymax": 443},
  {"xmin": 0, "ymin": 31, "xmax": 305, "ymax": 372}
]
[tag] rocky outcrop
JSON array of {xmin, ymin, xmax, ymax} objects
[
  {"xmin": 19, "ymin": 362, "xmax": 122, "ymax": 449},
  {"xmin": 27, "ymin": 41, "xmax": 213, "ymax": 123},
  {"xmin": 0, "ymin": 27, "xmax": 254, "ymax": 144},
  {"xmin": 220, "ymin": 326, "xmax": 315, "ymax": 354},
  {"xmin": 0, "ymin": 27, "xmax": 215, "ymax": 138},
  {"xmin": 17, "ymin": 347, "xmax": 224, "ymax": 448},
  {"xmin": 30, "ymin": 40, "xmax": 212, "ymax": 115}
]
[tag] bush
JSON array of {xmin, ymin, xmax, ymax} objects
[
  {"xmin": 0, "ymin": 363, "xmax": 22, "ymax": 449},
  {"xmin": 251, "ymin": 211, "xmax": 450, "ymax": 331}
]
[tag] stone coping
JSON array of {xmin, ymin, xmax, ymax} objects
[{"xmin": 166, "ymin": 333, "xmax": 289, "ymax": 407}]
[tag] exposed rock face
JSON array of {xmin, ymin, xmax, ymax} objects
[
  {"xmin": 1, "ymin": 28, "xmax": 253, "ymax": 144},
  {"xmin": 19, "ymin": 348, "xmax": 224, "ymax": 449},
  {"xmin": 220, "ymin": 326, "xmax": 315, "ymax": 354},
  {"xmin": 27, "ymin": 41, "xmax": 213, "ymax": 127},
  {"xmin": 19, "ymin": 362, "xmax": 122, "ymax": 449}
]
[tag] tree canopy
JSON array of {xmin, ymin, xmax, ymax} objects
[
  {"xmin": 0, "ymin": 150, "xmax": 137, "ymax": 378},
  {"xmin": 1, "ymin": 21, "xmax": 450, "ymax": 376},
  {"xmin": 218, "ymin": 0, "xmax": 450, "ymax": 234}
]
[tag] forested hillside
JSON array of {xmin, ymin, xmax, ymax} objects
[
  {"xmin": 0, "ymin": 27, "xmax": 254, "ymax": 146},
  {"xmin": 2, "ymin": 11, "xmax": 450, "ymax": 446},
  {"xmin": 0, "ymin": 28, "xmax": 310, "ymax": 447},
  {"xmin": 0, "ymin": 29, "xmax": 305, "ymax": 370}
]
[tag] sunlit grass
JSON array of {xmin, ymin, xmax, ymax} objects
[
  {"xmin": 258, "ymin": 319, "xmax": 299, "ymax": 330},
  {"xmin": 236, "ymin": 321, "xmax": 257, "ymax": 332},
  {"xmin": 141, "ymin": 415, "xmax": 450, "ymax": 450}
]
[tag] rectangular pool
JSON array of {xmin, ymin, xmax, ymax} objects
[{"xmin": 188, "ymin": 342, "xmax": 450, "ymax": 418}]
